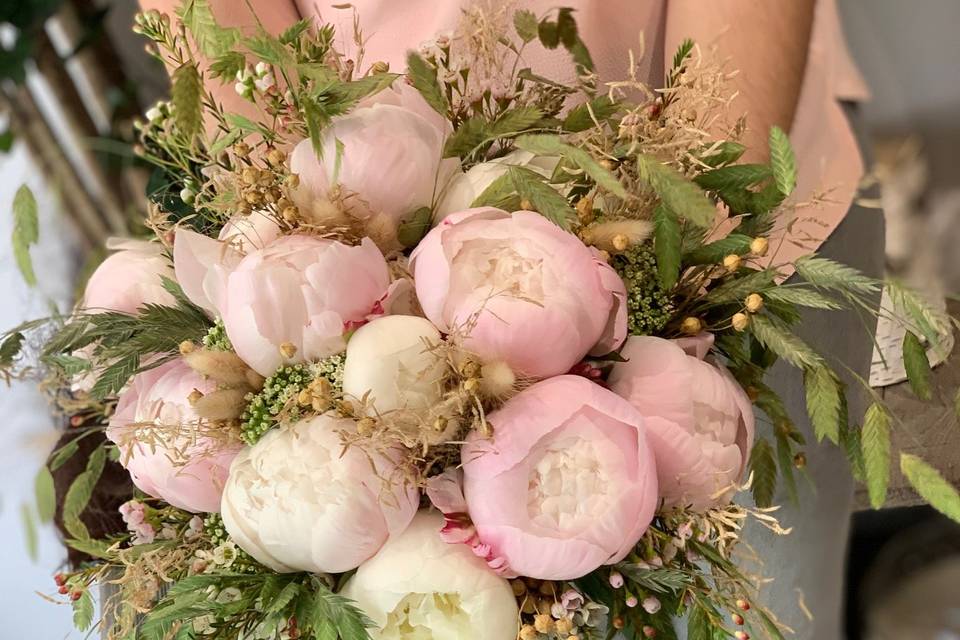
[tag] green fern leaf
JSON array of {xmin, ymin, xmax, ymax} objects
[{"xmin": 862, "ymin": 403, "xmax": 892, "ymax": 509}]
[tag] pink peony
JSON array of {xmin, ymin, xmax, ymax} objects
[
  {"xmin": 174, "ymin": 230, "xmax": 396, "ymax": 377},
  {"xmin": 290, "ymin": 82, "xmax": 459, "ymax": 234},
  {"xmin": 81, "ymin": 238, "xmax": 175, "ymax": 314},
  {"xmin": 106, "ymin": 359, "xmax": 241, "ymax": 513},
  {"xmin": 409, "ymin": 208, "xmax": 626, "ymax": 378},
  {"xmin": 429, "ymin": 375, "xmax": 658, "ymax": 580},
  {"xmin": 607, "ymin": 334, "xmax": 755, "ymax": 510}
]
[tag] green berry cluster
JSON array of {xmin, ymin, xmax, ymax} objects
[
  {"xmin": 240, "ymin": 364, "xmax": 311, "ymax": 445},
  {"xmin": 612, "ymin": 245, "xmax": 674, "ymax": 336},
  {"xmin": 202, "ymin": 318, "xmax": 233, "ymax": 351},
  {"xmin": 238, "ymin": 354, "xmax": 346, "ymax": 445}
]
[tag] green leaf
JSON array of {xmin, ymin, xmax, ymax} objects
[
  {"xmin": 515, "ymin": 134, "xmax": 626, "ymax": 198},
  {"xmin": 49, "ymin": 437, "xmax": 81, "ymax": 471},
  {"xmin": 617, "ymin": 564, "xmax": 692, "ymax": 594},
  {"xmin": 396, "ymin": 206, "xmax": 433, "ymax": 248},
  {"xmin": 694, "ymin": 164, "xmax": 771, "ymax": 191},
  {"xmin": 900, "ymin": 453, "xmax": 960, "ymax": 523},
  {"xmin": 840, "ymin": 422, "xmax": 866, "ymax": 482},
  {"xmin": 177, "ymin": 0, "xmax": 240, "ymax": 58},
  {"xmin": 699, "ymin": 141, "xmax": 746, "ymax": 168},
  {"xmin": 775, "ymin": 426, "xmax": 799, "ymax": 503},
  {"xmin": 862, "ymin": 403, "xmax": 892, "ymax": 509},
  {"xmin": 804, "ymin": 365, "xmax": 842, "ymax": 444},
  {"xmin": 887, "ymin": 280, "xmax": 950, "ymax": 352},
  {"xmin": 749, "ymin": 314, "xmax": 825, "ymax": 370},
  {"xmin": 537, "ymin": 19, "xmax": 560, "ymax": 48},
  {"xmin": 12, "ymin": 184, "xmax": 38, "ymax": 286},
  {"xmin": 72, "ymin": 590, "xmax": 95, "ymax": 632},
  {"xmin": 903, "ymin": 331, "xmax": 933, "ymax": 400},
  {"xmin": 34, "ymin": 466, "xmax": 55, "ymax": 522},
  {"xmin": 683, "ymin": 233, "xmax": 751, "ymax": 266},
  {"xmin": 513, "ymin": 9, "xmax": 539, "ymax": 43},
  {"xmin": 563, "ymin": 96, "xmax": 618, "ymax": 132},
  {"xmin": 769, "ymin": 126, "xmax": 797, "ymax": 196},
  {"xmin": 279, "ymin": 17, "xmax": 312, "ymax": 44},
  {"xmin": 89, "ymin": 352, "xmax": 139, "ymax": 401},
  {"xmin": 0, "ymin": 331, "xmax": 24, "ymax": 367},
  {"xmin": 442, "ymin": 116, "xmax": 488, "ymax": 159},
  {"xmin": 332, "ymin": 73, "xmax": 402, "ymax": 105},
  {"xmin": 265, "ymin": 581, "xmax": 301, "ymax": 615},
  {"xmin": 749, "ymin": 437, "xmax": 777, "ymax": 508},
  {"xmin": 762, "ymin": 287, "xmax": 842, "ymax": 310},
  {"xmin": 653, "ymin": 205, "xmax": 681, "ymax": 290},
  {"xmin": 490, "ymin": 106, "xmax": 544, "ymax": 137},
  {"xmin": 172, "ymin": 64, "xmax": 203, "ymax": 141},
  {"xmin": 46, "ymin": 353, "xmax": 91, "ymax": 375},
  {"xmin": 705, "ymin": 269, "xmax": 776, "ymax": 305},
  {"xmin": 508, "ymin": 166, "xmax": 576, "ymax": 229},
  {"xmin": 20, "ymin": 503, "xmax": 38, "ymax": 562},
  {"xmin": 795, "ymin": 255, "xmax": 880, "ymax": 296},
  {"xmin": 207, "ymin": 51, "xmax": 246, "ymax": 81},
  {"xmin": 296, "ymin": 581, "xmax": 374, "ymax": 640},
  {"xmin": 244, "ymin": 35, "xmax": 294, "ymax": 67},
  {"xmin": 636, "ymin": 154, "xmax": 715, "ymax": 228},
  {"xmin": 471, "ymin": 171, "xmax": 520, "ymax": 211},
  {"xmin": 62, "ymin": 445, "xmax": 107, "ymax": 539},
  {"xmin": 65, "ymin": 537, "xmax": 115, "ymax": 560},
  {"xmin": 0, "ymin": 128, "xmax": 14, "ymax": 152},
  {"xmin": 669, "ymin": 38, "xmax": 695, "ymax": 82},
  {"xmin": 406, "ymin": 52, "xmax": 447, "ymax": 116}
]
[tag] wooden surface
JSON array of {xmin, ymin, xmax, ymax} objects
[{"xmin": 854, "ymin": 312, "xmax": 960, "ymax": 510}]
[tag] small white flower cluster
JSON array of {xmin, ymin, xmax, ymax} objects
[{"xmin": 235, "ymin": 62, "xmax": 276, "ymax": 98}]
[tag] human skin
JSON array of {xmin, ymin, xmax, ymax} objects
[
  {"xmin": 665, "ymin": 0, "xmax": 815, "ymax": 160},
  {"xmin": 142, "ymin": 0, "xmax": 815, "ymax": 156}
]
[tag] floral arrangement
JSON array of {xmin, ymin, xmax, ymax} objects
[{"xmin": 6, "ymin": 2, "xmax": 960, "ymax": 639}]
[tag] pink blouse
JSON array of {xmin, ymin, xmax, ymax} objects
[{"xmin": 295, "ymin": 0, "xmax": 870, "ymax": 262}]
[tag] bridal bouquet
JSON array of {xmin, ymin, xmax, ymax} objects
[{"xmin": 6, "ymin": 2, "xmax": 960, "ymax": 639}]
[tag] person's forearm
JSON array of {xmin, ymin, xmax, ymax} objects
[
  {"xmin": 665, "ymin": 0, "xmax": 815, "ymax": 160},
  {"xmin": 138, "ymin": 0, "xmax": 301, "ymax": 130}
]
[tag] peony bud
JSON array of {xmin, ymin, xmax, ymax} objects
[{"xmin": 342, "ymin": 315, "xmax": 445, "ymax": 416}]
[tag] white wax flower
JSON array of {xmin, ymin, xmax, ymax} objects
[
  {"xmin": 342, "ymin": 512, "xmax": 519, "ymax": 640},
  {"xmin": 220, "ymin": 414, "xmax": 418, "ymax": 574},
  {"xmin": 342, "ymin": 315, "xmax": 445, "ymax": 415}
]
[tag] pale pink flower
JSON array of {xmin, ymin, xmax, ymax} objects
[
  {"xmin": 607, "ymin": 333, "xmax": 755, "ymax": 510},
  {"xmin": 81, "ymin": 238, "xmax": 175, "ymax": 314},
  {"xmin": 290, "ymin": 82, "xmax": 459, "ymax": 237},
  {"xmin": 174, "ymin": 229, "xmax": 397, "ymax": 377},
  {"xmin": 409, "ymin": 208, "xmax": 627, "ymax": 378},
  {"xmin": 107, "ymin": 359, "xmax": 241, "ymax": 513},
  {"xmin": 429, "ymin": 375, "xmax": 657, "ymax": 580}
]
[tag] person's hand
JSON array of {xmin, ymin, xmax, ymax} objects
[{"xmin": 666, "ymin": 0, "xmax": 816, "ymax": 161}]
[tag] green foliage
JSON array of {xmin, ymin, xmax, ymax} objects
[
  {"xmin": 34, "ymin": 466, "xmax": 55, "ymax": 523},
  {"xmin": 683, "ymin": 234, "xmax": 752, "ymax": 266},
  {"xmin": 295, "ymin": 579, "xmax": 375, "ymax": 640},
  {"xmin": 611, "ymin": 245, "xmax": 674, "ymax": 336},
  {"xmin": 177, "ymin": 0, "xmax": 240, "ymax": 59},
  {"xmin": 208, "ymin": 51, "xmax": 246, "ymax": 81},
  {"xmin": 761, "ymin": 287, "xmax": 842, "ymax": 310},
  {"xmin": 513, "ymin": 9, "xmax": 539, "ymax": 43},
  {"xmin": 804, "ymin": 365, "xmax": 842, "ymax": 444},
  {"xmin": 406, "ymin": 51, "xmax": 448, "ymax": 116},
  {"xmin": 902, "ymin": 331, "xmax": 933, "ymax": 400},
  {"xmin": 280, "ymin": 18, "xmax": 313, "ymax": 45},
  {"xmin": 172, "ymin": 64, "xmax": 203, "ymax": 142},
  {"xmin": 62, "ymin": 444, "xmax": 107, "ymax": 540},
  {"xmin": 12, "ymin": 184, "xmax": 38, "ymax": 286},
  {"xmin": 241, "ymin": 363, "xmax": 313, "ymax": 445},
  {"xmin": 636, "ymin": 155, "xmax": 716, "ymax": 228},
  {"xmin": 705, "ymin": 269, "xmax": 776, "ymax": 305},
  {"xmin": 72, "ymin": 590, "xmax": 95, "ymax": 632},
  {"xmin": 768, "ymin": 126, "xmax": 797, "ymax": 196},
  {"xmin": 887, "ymin": 280, "xmax": 950, "ymax": 350},
  {"xmin": 515, "ymin": 134, "xmax": 627, "ymax": 198},
  {"xmin": 694, "ymin": 164, "xmax": 771, "ymax": 191},
  {"xmin": 900, "ymin": 454, "xmax": 960, "ymax": 523},
  {"xmin": 506, "ymin": 166, "xmax": 577, "ymax": 229},
  {"xmin": 616, "ymin": 563, "xmax": 692, "ymax": 594},
  {"xmin": 397, "ymin": 206, "xmax": 434, "ymax": 248},
  {"xmin": 20, "ymin": 503, "xmax": 38, "ymax": 561},
  {"xmin": 749, "ymin": 437, "xmax": 777, "ymax": 507},
  {"xmin": 668, "ymin": 38, "xmax": 695, "ymax": 87},
  {"xmin": 862, "ymin": 403, "xmax": 892, "ymax": 509},
  {"xmin": 699, "ymin": 141, "xmax": 746, "ymax": 168},
  {"xmin": 794, "ymin": 255, "xmax": 879, "ymax": 297},
  {"xmin": 537, "ymin": 8, "xmax": 594, "ymax": 72},
  {"xmin": 0, "ymin": 331, "xmax": 25, "ymax": 367},
  {"xmin": 202, "ymin": 317, "xmax": 233, "ymax": 351},
  {"xmin": 563, "ymin": 96, "xmax": 619, "ymax": 133},
  {"xmin": 443, "ymin": 107, "xmax": 544, "ymax": 159},
  {"xmin": 840, "ymin": 421, "xmax": 866, "ymax": 482},
  {"xmin": 748, "ymin": 314, "xmax": 824, "ymax": 370},
  {"xmin": 653, "ymin": 205, "xmax": 681, "ymax": 290}
]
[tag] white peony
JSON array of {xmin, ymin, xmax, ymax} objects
[
  {"xmin": 342, "ymin": 315, "xmax": 446, "ymax": 415},
  {"xmin": 341, "ymin": 512, "xmax": 519, "ymax": 640},
  {"xmin": 220, "ymin": 414, "xmax": 418, "ymax": 574},
  {"xmin": 434, "ymin": 150, "xmax": 558, "ymax": 220}
]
